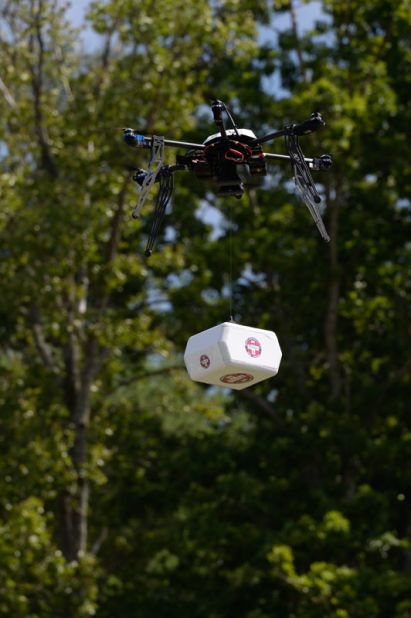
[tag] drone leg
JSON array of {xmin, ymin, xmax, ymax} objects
[
  {"xmin": 286, "ymin": 134, "xmax": 330, "ymax": 242},
  {"xmin": 132, "ymin": 135, "xmax": 165, "ymax": 219}
]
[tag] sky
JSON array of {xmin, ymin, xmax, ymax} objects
[
  {"xmin": 66, "ymin": 0, "xmax": 91, "ymax": 26},
  {"xmin": 66, "ymin": 0, "xmax": 325, "ymax": 49}
]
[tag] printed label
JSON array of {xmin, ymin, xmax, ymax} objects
[
  {"xmin": 245, "ymin": 337, "xmax": 262, "ymax": 358},
  {"xmin": 200, "ymin": 355, "xmax": 211, "ymax": 368},
  {"xmin": 220, "ymin": 373, "xmax": 254, "ymax": 385}
]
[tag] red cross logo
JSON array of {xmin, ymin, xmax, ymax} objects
[
  {"xmin": 200, "ymin": 355, "xmax": 211, "ymax": 368},
  {"xmin": 220, "ymin": 373, "xmax": 254, "ymax": 384},
  {"xmin": 245, "ymin": 337, "xmax": 262, "ymax": 358}
]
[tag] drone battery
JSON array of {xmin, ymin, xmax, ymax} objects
[
  {"xmin": 194, "ymin": 161, "xmax": 213, "ymax": 179},
  {"xmin": 184, "ymin": 322, "xmax": 282, "ymax": 390}
]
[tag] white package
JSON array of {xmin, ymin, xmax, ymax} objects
[{"xmin": 184, "ymin": 322, "xmax": 282, "ymax": 390}]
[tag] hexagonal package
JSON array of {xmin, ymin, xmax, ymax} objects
[{"xmin": 184, "ymin": 322, "xmax": 282, "ymax": 390}]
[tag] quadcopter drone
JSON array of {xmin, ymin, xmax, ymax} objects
[{"xmin": 123, "ymin": 100, "xmax": 332, "ymax": 256}]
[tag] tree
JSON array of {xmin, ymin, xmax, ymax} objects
[
  {"xmin": 123, "ymin": 0, "xmax": 411, "ymax": 615},
  {"xmin": 0, "ymin": 0, "xmax": 410, "ymax": 616},
  {"xmin": 0, "ymin": 0, "xmax": 266, "ymax": 614}
]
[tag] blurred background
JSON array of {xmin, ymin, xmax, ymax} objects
[{"xmin": 0, "ymin": 1, "xmax": 410, "ymax": 616}]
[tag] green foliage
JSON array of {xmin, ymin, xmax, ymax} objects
[
  {"xmin": 0, "ymin": 498, "xmax": 99, "ymax": 617},
  {"xmin": 0, "ymin": 0, "xmax": 410, "ymax": 616}
]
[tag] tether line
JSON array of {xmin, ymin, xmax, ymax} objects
[{"xmin": 228, "ymin": 201, "xmax": 234, "ymax": 322}]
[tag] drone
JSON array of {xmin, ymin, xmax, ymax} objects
[{"xmin": 123, "ymin": 99, "xmax": 332, "ymax": 256}]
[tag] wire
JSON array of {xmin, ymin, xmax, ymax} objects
[
  {"xmin": 145, "ymin": 170, "xmax": 174, "ymax": 256},
  {"xmin": 228, "ymin": 200, "xmax": 234, "ymax": 322},
  {"xmin": 222, "ymin": 102, "xmax": 240, "ymax": 137}
]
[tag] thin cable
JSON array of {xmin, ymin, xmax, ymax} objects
[
  {"xmin": 228, "ymin": 200, "xmax": 234, "ymax": 322},
  {"xmin": 222, "ymin": 102, "xmax": 240, "ymax": 137}
]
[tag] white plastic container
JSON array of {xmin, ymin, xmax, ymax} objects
[{"xmin": 184, "ymin": 322, "xmax": 282, "ymax": 390}]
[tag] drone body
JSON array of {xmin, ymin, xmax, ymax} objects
[
  {"xmin": 176, "ymin": 127, "xmax": 266, "ymax": 198},
  {"xmin": 123, "ymin": 100, "xmax": 332, "ymax": 256}
]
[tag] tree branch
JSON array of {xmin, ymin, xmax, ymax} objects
[
  {"xmin": 28, "ymin": 0, "xmax": 58, "ymax": 178},
  {"xmin": 106, "ymin": 175, "xmax": 129, "ymax": 264},
  {"xmin": 30, "ymin": 306, "xmax": 62, "ymax": 382},
  {"xmin": 0, "ymin": 75, "xmax": 16, "ymax": 108},
  {"xmin": 289, "ymin": 0, "xmax": 307, "ymax": 82},
  {"xmin": 115, "ymin": 364, "xmax": 186, "ymax": 390},
  {"xmin": 90, "ymin": 526, "xmax": 108, "ymax": 556},
  {"xmin": 237, "ymin": 389, "xmax": 285, "ymax": 426}
]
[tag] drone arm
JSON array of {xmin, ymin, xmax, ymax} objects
[
  {"xmin": 251, "ymin": 128, "xmax": 288, "ymax": 146},
  {"xmin": 124, "ymin": 130, "xmax": 151, "ymax": 147},
  {"xmin": 264, "ymin": 152, "xmax": 305, "ymax": 163},
  {"xmin": 291, "ymin": 112, "xmax": 325, "ymax": 136},
  {"xmin": 264, "ymin": 152, "xmax": 332, "ymax": 170},
  {"xmin": 124, "ymin": 129, "xmax": 204, "ymax": 150},
  {"xmin": 251, "ymin": 112, "xmax": 326, "ymax": 146}
]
